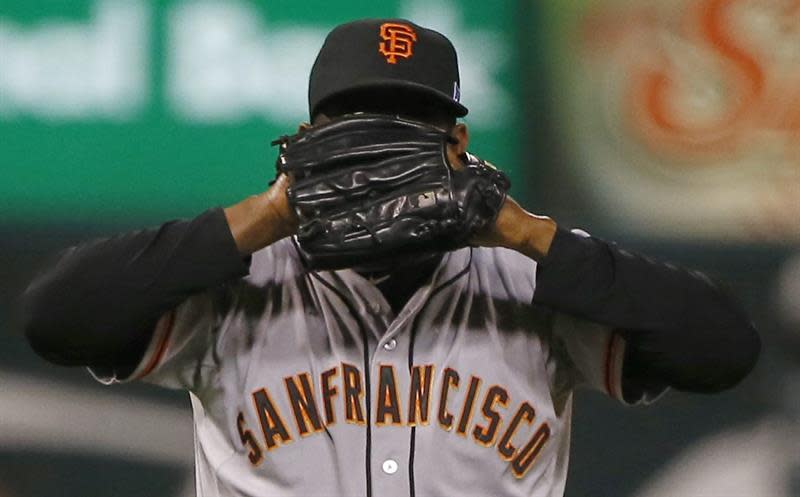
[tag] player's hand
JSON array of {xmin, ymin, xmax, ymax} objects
[
  {"xmin": 465, "ymin": 165, "xmax": 557, "ymax": 261},
  {"xmin": 263, "ymin": 173, "xmax": 299, "ymax": 239},
  {"xmin": 224, "ymin": 173, "xmax": 299, "ymax": 255},
  {"xmin": 273, "ymin": 116, "xmax": 511, "ymax": 270},
  {"xmin": 469, "ymin": 194, "xmax": 520, "ymax": 248},
  {"xmin": 449, "ymin": 151, "xmax": 514, "ymax": 249}
]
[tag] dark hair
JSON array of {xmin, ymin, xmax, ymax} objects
[{"xmin": 313, "ymin": 87, "xmax": 457, "ymax": 130}]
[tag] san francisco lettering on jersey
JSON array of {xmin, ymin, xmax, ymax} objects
[{"xmin": 236, "ymin": 362, "xmax": 551, "ymax": 479}]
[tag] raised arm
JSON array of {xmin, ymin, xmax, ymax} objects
[
  {"xmin": 21, "ymin": 175, "xmax": 296, "ymax": 376},
  {"xmin": 480, "ymin": 197, "xmax": 761, "ymax": 397}
]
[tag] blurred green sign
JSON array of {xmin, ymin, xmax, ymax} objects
[{"xmin": 1, "ymin": 0, "xmax": 519, "ymax": 226}]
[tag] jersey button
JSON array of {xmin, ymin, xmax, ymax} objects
[
  {"xmin": 382, "ymin": 459, "xmax": 398, "ymax": 475},
  {"xmin": 383, "ymin": 339, "xmax": 397, "ymax": 351},
  {"xmin": 370, "ymin": 302, "xmax": 382, "ymax": 314}
]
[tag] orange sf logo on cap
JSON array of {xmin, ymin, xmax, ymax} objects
[{"xmin": 378, "ymin": 23, "xmax": 417, "ymax": 64}]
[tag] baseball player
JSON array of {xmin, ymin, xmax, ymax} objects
[{"xmin": 22, "ymin": 19, "xmax": 760, "ymax": 497}]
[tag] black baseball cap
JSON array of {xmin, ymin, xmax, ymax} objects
[{"xmin": 308, "ymin": 19, "xmax": 468, "ymax": 119}]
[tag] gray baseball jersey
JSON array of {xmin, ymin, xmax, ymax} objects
[{"xmin": 94, "ymin": 235, "xmax": 656, "ymax": 497}]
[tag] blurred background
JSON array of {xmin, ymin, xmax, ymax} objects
[{"xmin": 0, "ymin": 0, "xmax": 797, "ymax": 496}]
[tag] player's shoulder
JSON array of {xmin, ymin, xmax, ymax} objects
[
  {"xmin": 468, "ymin": 229, "xmax": 594, "ymax": 290},
  {"xmin": 470, "ymin": 245, "xmax": 537, "ymax": 272},
  {"xmin": 246, "ymin": 236, "xmax": 305, "ymax": 286},
  {"xmin": 468, "ymin": 246, "xmax": 538, "ymax": 299}
]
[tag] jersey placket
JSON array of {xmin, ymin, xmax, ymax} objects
[
  {"xmin": 310, "ymin": 269, "xmax": 412, "ymax": 497},
  {"xmin": 365, "ymin": 285, "xmax": 412, "ymax": 497},
  {"xmin": 334, "ymin": 270, "xmax": 432, "ymax": 497},
  {"xmin": 364, "ymin": 253, "xmax": 462, "ymax": 497},
  {"xmin": 369, "ymin": 283, "xmax": 441, "ymax": 497},
  {"xmin": 312, "ymin": 251, "xmax": 463, "ymax": 497}
]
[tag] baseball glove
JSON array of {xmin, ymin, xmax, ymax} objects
[{"xmin": 272, "ymin": 114, "xmax": 510, "ymax": 270}]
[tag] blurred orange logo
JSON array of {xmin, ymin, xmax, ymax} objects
[
  {"xmin": 573, "ymin": 0, "xmax": 800, "ymax": 241},
  {"xmin": 582, "ymin": 0, "xmax": 800, "ymax": 158},
  {"xmin": 379, "ymin": 23, "xmax": 417, "ymax": 64}
]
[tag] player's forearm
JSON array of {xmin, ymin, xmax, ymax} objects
[
  {"xmin": 487, "ymin": 197, "xmax": 557, "ymax": 260},
  {"xmin": 21, "ymin": 208, "xmax": 249, "ymax": 370},
  {"xmin": 224, "ymin": 174, "xmax": 297, "ymax": 255},
  {"xmin": 532, "ymin": 228, "xmax": 761, "ymax": 392}
]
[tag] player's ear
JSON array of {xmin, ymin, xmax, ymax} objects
[
  {"xmin": 450, "ymin": 123, "xmax": 469, "ymax": 155},
  {"xmin": 446, "ymin": 123, "xmax": 469, "ymax": 169}
]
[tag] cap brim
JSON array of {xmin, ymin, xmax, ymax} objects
[{"xmin": 314, "ymin": 78, "xmax": 468, "ymax": 118}]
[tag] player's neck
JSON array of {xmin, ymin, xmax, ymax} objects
[{"xmin": 362, "ymin": 253, "xmax": 443, "ymax": 315}]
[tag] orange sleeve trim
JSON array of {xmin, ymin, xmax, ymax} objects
[
  {"xmin": 604, "ymin": 332, "xmax": 620, "ymax": 399},
  {"xmin": 137, "ymin": 310, "xmax": 176, "ymax": 380}
]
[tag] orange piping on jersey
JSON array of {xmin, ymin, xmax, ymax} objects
[
  {"xmin": 137, "ymin": 310, "xmax": 176, "ymax": 379},
  {"xmin": 604, "ymin": 332, "xmax": 620, "ymax": 400}
]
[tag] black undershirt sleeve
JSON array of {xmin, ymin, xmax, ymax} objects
[
  {"xmin": 534, "ymin": 228, "xmax": 760, "ymax": 399},
  {"xmin": 21, "ymin": 208, "xmax": 250, "ymax": 376}
]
